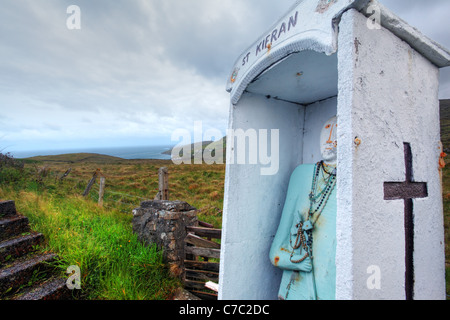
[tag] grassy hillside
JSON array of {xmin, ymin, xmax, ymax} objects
[
  {"xmin": 162, "ymin": 141, "xmax": 214, "ymax": 156},
  {"xmin": 18, "ymin": 155, "xmax": 225, "ymax": 227},
  {"xmin": 440, "ymin": 99, "xmax": 450, "ymax": 298},
  {"xmin": 0, "ymin": 153, "xmax": 225, "ymax": 300},
  {"xmin": 26, "ymin": 153, "xmax": 123, "ymax": 163},
  {"xmin": 440, "ymin": 99, "xmax": 450, "ymax": 152},
  {"xmin": 163, "ymin": 137, "xmax": 227, "ymax": 163},
  {"xmin": 2, "ymin": 191, "xmax": 179, "ymax": 300}
]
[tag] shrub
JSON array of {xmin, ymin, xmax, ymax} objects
[
  {"xmin": 0, "ymin": 152, "xmax": 26, "ymax": 184},
  {"xmin": 0, "ymin": 152, "xmax": 24, "ymax": 169}
]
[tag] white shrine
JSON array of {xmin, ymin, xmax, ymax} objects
[{"xmin": 219, "ymin": 0, "xmax": 450, "ymax": 300}]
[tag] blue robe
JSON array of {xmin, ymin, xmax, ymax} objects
[{"xmin": 269, "ymin": 164, "xmax": 336, "ymax": 300}]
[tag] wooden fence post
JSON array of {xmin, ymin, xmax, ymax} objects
[
  {"xmin": 59, "ymin": 168, "xmax": 72, "ymax": 182},
  {"xmin": 184, "ymin": 223, "xmax": 222, "ymax": 300},
  {"xmin": 154, "ymin": 167, "xmax": 169, "ymax": 200},
  {"xmin": 83, "ymin": 169, "xmax": 100, "ymax": 197},
  {"xmin": 98, "ymin": 176, "xmax": 106, "ymax": 207}
]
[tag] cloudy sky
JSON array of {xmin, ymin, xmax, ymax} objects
[{"xmin": 1, "ymin": 0, "xmax": 449, "ymax": 154}]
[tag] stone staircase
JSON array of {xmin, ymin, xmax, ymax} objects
[{"xmin": 0, "ymin": 200, "xmax": 71, "ymax": 300}]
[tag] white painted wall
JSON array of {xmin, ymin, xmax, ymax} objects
[
  {"xmin": 219, "ymin": 93, "xmax": 305, "ymax": 300},
  {"xmin": 219, "ymin": 94, "xmax": 337, "ymax": 299},
  {"xmin": 336, "ymin": 9, "xmax": 445, "ymax": 300}
]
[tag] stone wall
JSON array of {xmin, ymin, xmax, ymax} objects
[{"xmin": 132, "ymin": 200, "xmax": 198, "ymax": 278}]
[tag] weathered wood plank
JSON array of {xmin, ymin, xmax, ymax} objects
[
  {"xmin": 186, "ymin": 226, "xmax": 221, "ymax": 239},
  {"xmin": 185, "ymin": 233, "xmax": 220, "ymax": 249},
  {"xmin": 184, "ymin": 260, "xmax": 220, "ymax": 272},
  {"xmin": 190, "ymin": 290, "xmax": 217, "ymax": 300},
  {"xmin": 184, "ymin": 280, "xmax": 207, "ymax": 290},
  {"xmin": 199, "ymin": 221, "xmax": 214, "ymax": 228},
  {"xmin": 185, "ymin": 269, "xmax": 219, "ymax": 282},
  {"xmin": 59, "ymin": 168, "xmax": 72, "ymax": 181},
  {"xmin": 155, "ymin": 167, "xmax": 169, "ymax": 200},
  {"xmin": 185, "ymin": 246, "xmax": 221, "ymax": 259},
  {"xmin": 83, "ymin": 170, "xmax": 99, "ymax": 197},
  {"xmin": 98, "ymin": 176, "xmax": 106, "ymax": 207}
]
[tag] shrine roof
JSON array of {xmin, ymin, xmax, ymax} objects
[{"xmin": 226, "ymin": 0, "xmax": 450, "ymax": 105}]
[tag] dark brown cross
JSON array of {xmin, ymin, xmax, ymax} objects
[{"xmin": 383, "ymin": 143, "xmax": 428, "ymax": 300}]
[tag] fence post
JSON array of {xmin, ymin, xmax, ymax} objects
[
  {"xmin": 98, "ymin": 176, "xmax": 106, "ymax": 207},
  {"xmin": 59, "ymin": 168, "xmax": 72, "ymax": 182},
  {"xmin": 83, "ymin": 169, "xmax": 100, "ymax": 197},
  {"xmin": 155, "ymin": 167, "xmax": 169, "ymax": 200}
]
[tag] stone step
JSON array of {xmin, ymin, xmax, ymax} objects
[
  {"xmin": 0, "ymin": 215, "xmax": 30, "ymax": 242},
  {"xmin": 0, "ymin": 232, "xmax": 44, "ymax": 263},
  {"xmin": 0, "ymin": 201, "xmax": 17, "ymax": 218},
  {"xmin": 0, "ymin": 252, "xmax": 57, "ymax": 297},
  {"xmin": 12, "ymin": 276, "xmax": 71, "ymax": 300}
]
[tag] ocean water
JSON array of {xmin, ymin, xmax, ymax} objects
[{"xmin": 11, "ymin": 145, "xmax": 174, "ymax": 160}]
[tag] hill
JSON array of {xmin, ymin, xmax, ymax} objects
[
  {"xmin": 25, "ymin": 153, "xmax": 124, "ymax": 164},
  {"xmin": 162, "ymin": 141, "xmax": 214, "ymax": 156},
  {"xmin": 163, "ymin": 138, "xmax": 227, "ymax": 162},
  {"xmin": 17, "ymin": 100, "xmax": 450, "ymax": 162},
  {"xmin": 441, "ymin": 99, "xmax": 450, "ymax": 152}
]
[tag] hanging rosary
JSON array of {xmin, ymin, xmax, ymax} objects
[{"xmin": 289, "ymin": 161, "xmax": 337, "ymax": 263}]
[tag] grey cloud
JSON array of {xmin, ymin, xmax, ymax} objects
[
  {"xmin": 43, "ymin": 123, "xmax": 62, "ymax": 131},
  {"xmin": 380, "ymin": 0, "xmax": 450, "ymax": 47},
  {"xmin": 129, "ymin": 0, "xmax": 298, "ymax": 80},
  {"xmin": 1, "ymin": 0, "xmax": 449, "ymax": 152}
]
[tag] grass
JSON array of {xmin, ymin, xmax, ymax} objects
[
  {"xmin": 440, "ymin": 99, "xmax": 450, "ymax": 152},
  {"xmin": 440, "ymin": 99, "xmax": 450, "ymax": 299},
  {"xmin": 0, "ymin": 155, "xmax": 225, "ymax": 300},
  {"xmin": 0, "ymin": 187, "xmax": 180, "ymax": 300},
  {"xmin": 26, "ymin": 157, "xmax": 225, "ymax": 228},
  {"xmin": 441, "ymin": 162, "xmax": 450, "ymax": 299}
]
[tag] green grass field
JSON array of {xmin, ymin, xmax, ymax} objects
[
  {"xmin": 440, "ymin": 99, "xmax": 450, "ymax": 153},
  {"xmin": 441, "ymin": 164, "xmax": 450, "ymax": 299},
  {"xmin": 0, "ymin": 155, "xmax": 224, "ymax": 300}
]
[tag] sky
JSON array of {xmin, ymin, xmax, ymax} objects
[{"xmin": 1, "ymin": 0, "xmax": 449, "ymax": 153}]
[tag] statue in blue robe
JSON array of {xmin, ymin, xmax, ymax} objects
[{"xmin": 270, "ymin": 116, "xmax": 337, "ymax": 300}]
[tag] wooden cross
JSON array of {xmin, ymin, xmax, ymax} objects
[{"xmin": 383, "ymin": 143, "xmax": 428, "ymax": 300}]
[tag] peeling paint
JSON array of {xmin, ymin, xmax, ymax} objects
[
  {"xmin": 316, "ymin": 0, "xmax": 337, "ymax": 14},
  {"xmin": 274, "ymin": 256, "xmax": 280, "ymax": 266},
  {"xmin": 439, "ymin": 151, "xmax": 447, "ymax": 169}
]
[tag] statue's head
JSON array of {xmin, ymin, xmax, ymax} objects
[{"xmin": 320, "ymin": 116, "xmax": 337, "ymax": 165}]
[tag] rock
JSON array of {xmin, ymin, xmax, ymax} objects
[
  {"xmin": 132, "ymin": 200, "xmax": 198, "ymax": 279},
  {"xmin": 140, "ymin": 200, "xmax": 196, "ymax": 212}
]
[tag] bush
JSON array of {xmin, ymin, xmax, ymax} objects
[
  {"xmin": 0, "ymin": 166, "xmax": 24, "ymax": 183},
  {"xmin": 0, "ymin": 152, "xmax": 26, "ymax": 184},
  {"xmin": 0, "ymin": 152, "xmax": 24, "ymax": 169}
]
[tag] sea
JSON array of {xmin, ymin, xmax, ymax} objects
[{"xmin": 10, "ymin": 145, "xmax": 174, "ymax": 160}]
